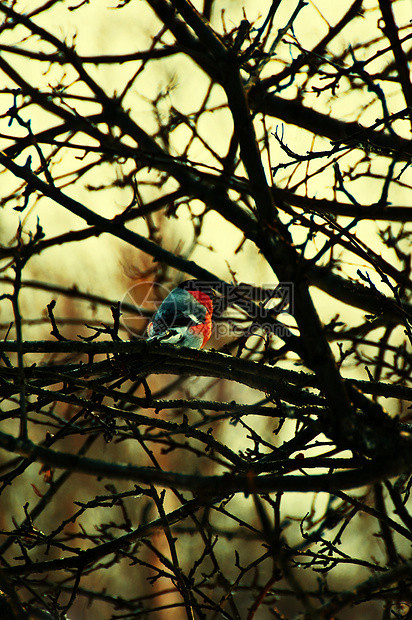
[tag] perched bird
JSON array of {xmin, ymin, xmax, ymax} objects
[{"xmin": 146, "ymin": 280, "xmax": 215, "ymax": 349}]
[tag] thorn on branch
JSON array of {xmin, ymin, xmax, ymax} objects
[
  {"xmin": 47, "ymin": 300, "xmax": 68, "ymax": 341},
  {"xmin": 334, "ymin": 162, "xmax": 360, "ymax": 207},
  {"xmin": 110, "ymin": 302, "xmax": 122, "ymax": 341},
  {"xmin": 79, "ymin": 303, "xmax": 123, "ymax": 343}
]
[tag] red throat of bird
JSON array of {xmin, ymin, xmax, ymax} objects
[{"xmin": 187, "ymin": 290, "xmax": 213, "ymax": 347}]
